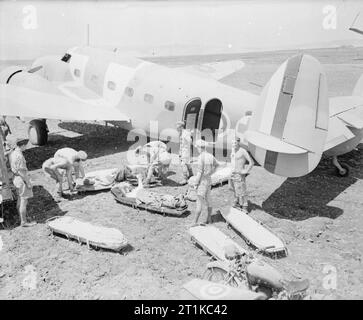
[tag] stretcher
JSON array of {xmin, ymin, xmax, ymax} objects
[
  {"xmin": 189, "ymin": 225, "xmax": 247, "ymax": 261},
  {"xmin": 75, "ymin": 165, "xmax": 158, "ymax": 193},
  {"xmin": 223, "ymin": 207, "xmax": 288, "ymax": 257},
  {"xmin": 185, "ymin": 165, "xmax": 233, "ymax": 202},
  {"xmin": 211, "ymin": 165, "xmax": 232, "ymax": 187},
  {"xmin": 76, "ymin": 168, "xmax": 119, "ymax": 192},
  {"xmin": 47, "ymin": 216, "xmax": 129, "ymax": 251},
  {"xmin": 180, "ymin": 279, "xmax": 266, "ymax": 300},
  {"xmin": 111, "ymin": 188, "xmax": 189, "ymax": 217}
]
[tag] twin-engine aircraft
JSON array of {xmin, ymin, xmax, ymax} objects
[{"xmin": 1, "ymin": 46, "xmax": 363, "ymax": 178}]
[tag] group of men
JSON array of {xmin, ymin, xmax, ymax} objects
[
  {"xmin": 1, "ymin": 116, "xmax": 254, "ymax": 228},
  {"xmin": 175, "ymin": 121, "xmax": 254, "ymax": 226},
  {"xmin": 1, "ymin": 117, "xmax": 89, "ymax": 227}
]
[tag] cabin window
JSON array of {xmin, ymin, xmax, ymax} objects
[
  {"xmin": 144, "ymin": 93, "xmax": 154, "ymax": 104},
  {"xmin": 74, "ymin": 68, "xmax": 81, "ymax": 77},
  {"xmin": 165, "ymin": 101, "xmax": 175, "ymax": 111},
  {"xmin": 107, "ymin": 81, "xmax": 116, "ymax": 91},
  {"xmin": 124, "ymin": 87, "xmax": 134, "ymax": 97}
]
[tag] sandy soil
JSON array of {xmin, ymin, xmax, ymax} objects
[{"xmin": 0, "ymin": 47, "xmax": 363, "ymax": 300}]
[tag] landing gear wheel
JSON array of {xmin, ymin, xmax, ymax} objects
[
  {"xmin": 335, "ymin": 163, "xmax": 349, "ymax": 177},
  {"xmin": 28, "ymin": 119, "xmax": 48, "ymax": 146}
]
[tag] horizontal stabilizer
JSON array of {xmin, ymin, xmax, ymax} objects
[
  {"xmin": 245, "ymin": 130, "xmax": 306, "ymax": 154},
  {"xmin": 337, "ymin": 110, "xmax": 363, "ymax": 129},
  {"xmin": 324, "ymin": 117, "xmax": 355, "ymax": 152},
  {"xmin": 247, "ymin": 54, "xmax": 329, "ymax": 177}
]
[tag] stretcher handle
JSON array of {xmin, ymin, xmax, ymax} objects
[
  {"xmin": 45, "ymin": 216, "xmax": 64, "ymax": 223},
  {"xmin": 255, "ymin": 245, "xmax": 275, "ymax": 254}
]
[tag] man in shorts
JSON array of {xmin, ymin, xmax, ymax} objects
[
  {"xmin": 42, "ymin": 157, "xmax": 71, "ymax": 196},
  {"xmin": 7, "ymin": 136, "xmax": 35, "ymax": 227},
  {"xmin": 230, "ymin": 137, "xmax": 254, "ymax": 211},
  {"xmin": 54, "ymin": 147, "xmax": 88, "ymax": 181},
  {"xmin": 176, "ymin": 121, "xmax": 193, "ymax": 185},
  {"xmin": 192, "ymin": 139, "xmax": 219, "ymax": 225}
]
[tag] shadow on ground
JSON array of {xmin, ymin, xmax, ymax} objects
[
  {"xmin": 24, "ymin": 122, "xmax": 136, "ymax": 170},
  {"xmin": 250, "ymin": 144, "xmax": 363, "ymax": 221},
  {"xmin": 1, "ymin": 185, "xmax": 67, "ymax": 229}
]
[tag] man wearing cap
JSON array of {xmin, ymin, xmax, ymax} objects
[
  {"xmin": 230, "ymin": 137, "xmax": 254, "ymax": 211},
  {"xmin": 6, "ymin": 136, "xmax": 35, "ymax": 227},
  {"xmin": 53, "ymin": 147, "xmax": 88, "ymax": 192},
  {"xmin": 176, "ymin": 121, "xmax": 193, "ymax": 185},
  {"xmin": 192, "ymin": 139, "xmax": 219, "ymax": 225}
]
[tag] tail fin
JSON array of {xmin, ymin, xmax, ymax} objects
[
  {"xmin": 246, "ymin": 54, "xmax": 329, "ymax": 177},
  {"xmin": 353, "ymin": 74, "xmax": 363, "ymax": 96}
]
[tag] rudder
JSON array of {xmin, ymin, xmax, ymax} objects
[{"xmin": 246, "ymin": 54, "xmax": 329, "ymax": 177}]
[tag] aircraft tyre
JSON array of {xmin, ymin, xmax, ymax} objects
[
  {"xmin": 335, "ymin": 163, "xmax": 349, "ymax": 177},
  {"xmin": 28, "ymin": 119, "xmax": 48, "ymax": 146}
]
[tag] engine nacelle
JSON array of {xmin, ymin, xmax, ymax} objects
[{"xmin": 31, "ymin": 55, "xmax": 72, "ymax": 82}]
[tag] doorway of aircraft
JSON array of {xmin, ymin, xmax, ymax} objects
[
  {"xmin": 201, "ymin": 98, "xmax": 223, "ymax": 142},
  {"xmin": 183, "ymin": 98, "xmax": 201, "ymax": 157},
  {"xmin": 183, "ymin": 98, "xmax": 202, "ymax": 131}
]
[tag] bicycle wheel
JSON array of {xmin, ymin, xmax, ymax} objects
[{"xmin": 203, "ymin": 267, "xmax": 239, "ymax": 288}]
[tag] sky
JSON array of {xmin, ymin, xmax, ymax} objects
[{"xmin": 0, "ymin": 0, "xmax": 363, "ymax": 60}]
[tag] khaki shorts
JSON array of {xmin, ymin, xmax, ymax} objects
[
  {"xmin": 196, "ymin": 177, "xmax": 211, "ymax": 203},
  {"xmin": 13, "ymin": 176, "xmax": 33, "ymax": 199},
  {"xmin": 231, "ymin": 173, "xmax": 247, "ymax": 196}
]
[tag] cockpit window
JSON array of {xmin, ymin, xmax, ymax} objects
[{"xmin": 61, "ymin": 53, "xmax": 71, "ymax": 63}]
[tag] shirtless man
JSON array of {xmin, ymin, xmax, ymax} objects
[
  {"xmin": 42, "ymin": 156, "xmax": 75, "ymax": 196},
  {"xmin": 192, "ymin": 139, "xmax": 219, "ymax": 225},
  {"xmin": 54, "ymin": 147, "xmax": 87, "ymax": 180},
  {"xmin": 230, "ymin": 137, "xmax": 254, "ymax": 211},
  {"xmin": 43, "ymin": 148, "xmax": 87, "ymax": 195}
]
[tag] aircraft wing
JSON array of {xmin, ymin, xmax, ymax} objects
[
  {"xmin": 176, "ymin": 60, "xmax": 245, "ymax": 80},
  {"xmin": 324, "ymin": 96, "xmax": 363, "ymax": 152},
  {"xmin": 0, "ymin": 83, "xmax": 130, "ymax": 121}
]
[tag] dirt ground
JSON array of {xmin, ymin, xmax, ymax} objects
[{"xmin": 0, "ymin": 47, "xmax": 363, "ymax": 300}]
